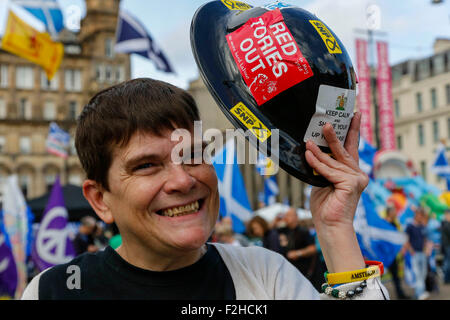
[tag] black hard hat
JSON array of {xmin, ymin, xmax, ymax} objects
[{"xmin": 190, "ymin": 1, "xmax": 357, "ymax": 187}]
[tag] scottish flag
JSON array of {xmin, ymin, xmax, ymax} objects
[
  {"xmin": 354, "ymin": 191, "xmax": 407, "ymax": 268},
  {"xmin": 46, "ymin": 122, "xmax": 70, "ymax": 159},
  {"xmin": 12, "ymin": 0, "xmax": 64, "ymax": 37},
  {"xmin": 358, "ymin": 136, "xmax": 377, "ymax": 176},
  {"xmin": 264, "ymin": 175, "xmax": 279, "ymax": 206},
  {"xmin": 212, "ymin": 139, "xmax": 253, "ymax": 233},
  {"xmin": 431, "ymin": 143, "xmax": 450, "ymax": 189},
  {"xmin": 115, "ymin": 10, "xmax": 174, "ymax": 73}
]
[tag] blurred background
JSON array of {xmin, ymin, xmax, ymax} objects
[{"xmin": 0, "ymin": 0, "xmax": 449, "ymax": 300}]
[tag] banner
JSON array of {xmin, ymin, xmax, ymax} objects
[
  {"xmin": 376, "ymin": 41, "xmax": 396, "ymax": 150},
  {"xmin": 31, "ymin": 177, "xmax": 75, "ymax": 271},
  {"xmin": 0, "ymin": 226, "xmax": 18, "ymax": 299},
  {"xmin": 355, "ymin": 39, "xmax": 373, "ymax": 144},
  {"xmin": 1, "ymin": 175, "xmax": 33, "ymax": 298},
  {"xmin": 1, "ymin": 10, "xmax": 63, "ymax": 79}
]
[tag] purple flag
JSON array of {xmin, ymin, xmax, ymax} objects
[
  {"xmin": 31, "ymin": 177, "xmax": 75, "ymax": 271},
  {"xmin": 0, "ymin": 229, "xmax": 18, "ymax": 298}
]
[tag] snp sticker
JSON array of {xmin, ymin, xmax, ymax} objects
[
  {"xmin": 263, "ymin": 2, "xmax": 295, "ymax": 10},
  {"xmin": 309, "ymin": 20, "xmax": 342, "ymax": 54},
  {"xmin": 221, "ymin": 0, "xmax": 252, "ymax": 11},
  {"xmin": 231, "ymin": 102, "xmax": 271, "ymax": 142},
  {"xmin": 304, "ymin": 85, "xmax": 356, "ymax": 148}
]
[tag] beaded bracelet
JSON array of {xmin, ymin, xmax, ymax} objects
[{"xmin": 321, "ymin": 280, "xmax": 367, "ymax": 299}]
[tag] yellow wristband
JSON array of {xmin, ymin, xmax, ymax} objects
[{"xmin": 326, "ymin": 265, "xmax": 381, "ymax": 285}]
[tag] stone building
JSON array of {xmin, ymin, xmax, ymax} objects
[
  {"xmin": 0, "ymin": 0, "xmax": 130, "ymax": 199},
  {"xmin": 392, "ymin": 38, "xmax": 450, "ymax": 189}
]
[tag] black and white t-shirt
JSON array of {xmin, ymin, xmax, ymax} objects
[{"xmin": 35, "ymin": 244, "xmax": 235, "ymax": 300}]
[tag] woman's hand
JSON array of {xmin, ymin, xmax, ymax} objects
[{"xmin": 305, "ymin": 112, "xmax": 368, "ymax": 273}]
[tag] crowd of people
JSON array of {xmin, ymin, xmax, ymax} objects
[{"xmin": 65, "ymin": 202, "xmax": 450, "ymax": 300}]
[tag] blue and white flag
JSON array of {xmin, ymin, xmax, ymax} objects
[
  {"xmin": 431, "ymin": 143, "xmax": 450, "ymax": 189},
  {"xmin": 358, "ymin": 136, "xmax": 377, "ymax": 176},
  {"xmin": 12, "ymin": 0, "xmax": 64, "ymax": 37},
  {"xmin": 46, "ymin": 122, "xmax": 70, "ymax": 159},
  {"xmin": 264, "ymin": 175, "xmax": 279, "ymax": 206},
  {"xmin": 403, "ymin": 252, "xmax": 416, "ymax": 287},
  {"xmin": 212, "ymin": 139, "xmax": 252, "ymax": 234},
  {"xmin": 353, "ymin": 191, "xmax": 407, "ymax": 268},
  {"xmin": 115, "ymin": 10, "xmax": 174, "ymax": 74}
]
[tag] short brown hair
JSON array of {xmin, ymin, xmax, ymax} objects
[
  {"xmin": 247, "ymin": 216, "xmax": 269, "ymax": 237},
  {"xmin": 75, "ymin": 78, "xmax": 200, "ymax": 190}
]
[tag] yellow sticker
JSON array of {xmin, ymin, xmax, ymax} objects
[
  {"xmin": 221, "ymin": 0, "xmax": 252, "ymax": 11},
  {"xmin": 309, "ymin": 20, "xmax": 342, "ymax": 54},
  {"xmin": 230, "ymin": 102, "xmax": 271, "ymax": 142}
]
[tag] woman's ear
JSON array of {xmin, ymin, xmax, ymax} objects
[{"xmin": 82, "ymin": 179, "xmax": 114, "ymax": 224}]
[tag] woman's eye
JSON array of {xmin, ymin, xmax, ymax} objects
[{"xmin": 135, "ymin": 163, "xmax": 153, "ymax": 171}]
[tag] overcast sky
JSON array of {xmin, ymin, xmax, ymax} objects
[{"xmin": 3, "ymin": 0, "xmax": 450, "ymax": 89}]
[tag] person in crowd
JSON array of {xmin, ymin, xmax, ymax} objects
[
  {"xmin": 22, "ymin": 78, "xmax": 387, "ymax": 300},
  {"xmin": 246, "ymin": 216, "xmax": 282, "ymax": 253},
  {"xmin": 441, "ymin": 210, "xmax": 450, "ymax": 283},
  {"xmin": 423, "ymin": 211, "xmax": 440, "ymax": 294},
  {"xmin": 93, "ymin": 222, "xmax": 109, "ymax": 250},
  {"xmin": 279, "ymin": 208, "xmax": 318, "ymax": 283},
  {"xmin": 385, "ymin": 203, "xmax": 410, "ymax": 299},
  {"xmin": 214, "ymin": 223, "xmax": 242, "ymax": 246},
  {"xmin": 72, "ymin": 216, "xmax": 98, "ymax": 256},
  {"xmin": 405, "ymin": 207, "xmax": 433, "ymax": 300}
]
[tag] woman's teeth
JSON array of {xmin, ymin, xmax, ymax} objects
[{"xmin": 161, "ymin": 200, "xmax": 200, "ymax": 217}]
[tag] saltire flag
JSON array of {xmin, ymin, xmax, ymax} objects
[
  {"xmin": 403, "ymin": 251, "xmax": 416, "ymax": 287},
  {"xmin": 1, "ymin": 175, "xmax": 34, "ymax": 298},
  {"xmin": 31, "ymin": 176, "xmax": 75, "ymax": 272},
  {"xmin": 431, "ymin": 143, "xmax": 450, "ymax": 190},
  {"xmin": 0, "ymin": 222, "xmax": 18, "ymax": 299},
  {"xmin": 212, "ymin": 138, "xmax": 252, "ymax": 234},
  {"xmin": 12, "ymin": 0, "xmax": 64, "ymax": 37},
  {"xmin": 114, "ymin": 10, "xmax": 174, "ymax": 73},
  {"xmin": 256, "ymin": 153, "xmax": 279, "ymax": 206},
  {"xmin": 353, "ymin": 191, "xmax": 407, "ymax": 268},
  {"xmin": 358, "ymin": 136, "xmax": 377, "ymax": 177},
  {"xmin": 46, "ymin": 122, "xmax": 70, "ymax": 159},
  {"xmin": 1, "ymin": 10, "xmax": 63, "ymax": 79},
  {"xmin": 263, "ymin": 175, "xmax": 278, "ymax": 206}
]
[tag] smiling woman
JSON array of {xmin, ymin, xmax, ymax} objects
[{"xmin": 21, "ymin": 77, "xmax": 388, "ymax": 300}]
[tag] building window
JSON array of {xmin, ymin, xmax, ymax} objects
[
  {"xmin": 69, "ymin": 174, "xmax": 82, "ymax": 186},
  {"xmin": 19, "ymin": 174, "xmax": 30, "ymax": 198},
  {"xmin": 19, "ymin": 136, "xmax": 31, "ymax": 154},
  {"xmin": 18, "ymin": 98, "xmax": 32, "ymax": 119},
  {"xmin": 68, "ymin": 101, "xmax": 78, "ymax": 120},
  {"xmin": 418, "ymin": 123, "xmax": 425, "ymax": 146},
  {"xmin": 433, "ymin": 120, "xmax": 440, "ymax": 143},
  {"xmin": 396, "ymin": 135, "xmax": 403, "ymax": 150},
  {"xmin": 43, "ymin": 100, "xmax": 56, "ymax": 120},
  {"xmin": 96, "ymin": 64, "xmax": 104, "ymax": 83},
  {"xmin": 45, "ymin": 173, "xmax": 57, "ymax": 193},
  {"xmin": 105, "ymin": 65, "xmax": 113, "ymax": 83},
  {"xmin": 431, "ymin": 88, "xmax": 437, "ymax": 109},
  {"xmin": 0, "ymin": 97, "xmax": 6, "ymax": 119},
  {"xmin": 105, "ymin": 38, "xmax": 114, "ymax": 58},
  {"xmin": 116, "ymin": 65, "xmax": 125, "ymax": 83},
  {"xmin": 16, "ymin": 66, "xmax": 34, "ymax": 89},
  {"xmin": 70, "ymin": 138, "xmax": 77, "ymax": 155},
  {"xmin": 417, "ymin": 59, "xmax": 430, "ymax": 80},
  {"xmin": 0, "ymin": 65, "xmax": 8, "ymax": 88},
  {"xmin": 394, "ymin": 99, "xmax": 400, "ymax": 118},
  {"xmin": 64, "ymin": 69, "xmax": 82, "ymax": 92},
  {"xmin": 416, "ymin": 92, "xmax": 423, "ymax": 112},
  {"xmin": 448, "ymin": 118, "xmax": 450, "ymax": 139},
  {"xmin": 446, "ymin": 84, "xmax": 450, "ymax": 105},
  {"xmin": 41, "ymin": 71, "xmax": 59, "ymax": 91},
  {"xmin": 433, "ymin": 54, "xmax": 445, "ymax": 75},
  {"xmin": 0, "ymin": 136, "xmax": 5, "ymax": 153},
  {"xmin": 420, "ymin": 160, "xmax": 427, "ymax": 181}
]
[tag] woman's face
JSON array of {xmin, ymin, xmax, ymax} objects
[{"xmin": 251, "ymin": 222, "xmax": 264, "ymax": 238}]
